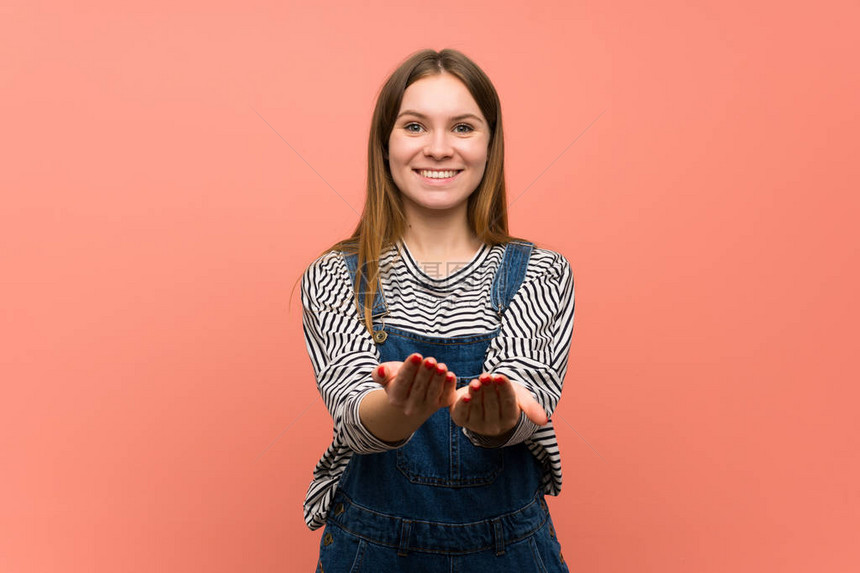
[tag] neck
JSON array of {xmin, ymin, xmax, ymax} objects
[{"xmin": 401, "ymin": 215, "xmax": 482, "ymax": 262}]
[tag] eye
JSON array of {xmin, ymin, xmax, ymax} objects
[{"xmin": 402, "ymin": 122, "xmax": 476, "ymax": 134}]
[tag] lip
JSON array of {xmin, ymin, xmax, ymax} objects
[{"xmin": 412, "ymin": 169, "xmax": 463, "ymax": 185}]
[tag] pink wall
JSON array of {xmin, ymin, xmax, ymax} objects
[{"xmin": 2, "ymin": 1, "xmax": 858, "ymax": 571}]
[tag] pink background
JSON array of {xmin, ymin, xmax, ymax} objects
[{"xmin": 2, "ymin": 1, "xmax": 858, "ymax": 571}]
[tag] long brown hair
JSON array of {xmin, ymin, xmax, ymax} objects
[{"xmin": 292, "ymin": 48, "xmax": 529, "ymax": 335}]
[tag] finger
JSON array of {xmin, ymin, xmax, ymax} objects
[
  {"xmin": 449, "ymin": 388, "xmax": 472, "ymax": 426},
  {"xmin": 512, "ymin": 383, "xmax": 549, "ymax": 426},
  {"xmin": 440, "ymin": 371, "xmax": 458, "ymax": 407},
  {"xmin": 404, "ymin": 357, "xmax": 435, "ymax": 415},
  {"xmin": 426, "ymin": 362, "xmax": 449, "ymax": 405},
  {"xmin": 381, "ymin": 360, "xmax": 404, "ymax": 382},
  {"xmin": 467, "ymin": 379, "xmax": 483, "ymax": 403},
  {"xmin": 371, "ymin": 364, "xmax": 388, "ymax": 385},
  {"xmin": 479, "ymin": 374, "xmax": 502, "ymax": 433},
  {"xmin": 495, "ymin": 375, "xmax": 526, "ymax": 436},
  {"xmin": 491, "ymin": 374, "xmax": 519, "ymax": 424},
  {"xmin": 389, "ymin": 353, "xmax": 423, "ymax": 405},
  {"xmin": 371, "ymin": 361, "xmax": 401, "ymax": 386},
  {"xmin": 466, "ymin": 379, "xmax": 484, "ymax": 420}
]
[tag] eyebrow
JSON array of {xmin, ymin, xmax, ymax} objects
[{"xmin": 396, "ymin": 110, "xmax": 484, "ymax": 124}]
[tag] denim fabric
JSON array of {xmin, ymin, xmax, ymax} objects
[{"xmin": 316, "ymin": 241, "xmax": 569, "ymax": 572}]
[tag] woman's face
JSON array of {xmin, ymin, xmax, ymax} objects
[{"xmin": 387, "ymin": 72, "xmax": 490, "ymax": 218}]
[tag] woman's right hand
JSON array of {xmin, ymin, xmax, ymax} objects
[{"xmin": 370, "ymin": 353, "xmax": 458, "ymax": 419}]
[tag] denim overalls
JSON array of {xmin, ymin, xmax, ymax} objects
[{"xmin": 316, "ymin": 241, "xmax": 569, "ymax": 572}]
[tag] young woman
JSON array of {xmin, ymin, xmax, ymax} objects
[{"xmin": 299, "ymin": 48, "xmax": 575, "ymax": 572}]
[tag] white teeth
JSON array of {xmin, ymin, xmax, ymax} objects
[{"xmin": 418, "ymin": 170, "xmax": 460, "ymax": 179}]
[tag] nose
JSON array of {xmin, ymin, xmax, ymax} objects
[{"xmin": 423, "ymin": 129, "xmax": 453, "ymax": 159}]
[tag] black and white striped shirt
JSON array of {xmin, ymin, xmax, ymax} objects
[{"xmin": 300, "ymin": 239, "xmax": 575, "ymax": 530}]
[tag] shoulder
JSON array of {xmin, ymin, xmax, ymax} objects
[
  {"xmin": 301, "ymin": 250, "xmax": 350, "ymax": 298},
  {"xmin": 512, "ymin": 242, "xmax": 573, "ymax": 285},
  {"xmin": 305, "ymin": 247, "xmax": 355, "ymax": 277}
]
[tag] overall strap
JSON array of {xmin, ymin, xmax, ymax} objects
[
  {"xmin": 342, "ymin": 252, "xmax": 388, "ymax": 318},
  {"xmin": 490, "ymin": 240, "xmax": 535, "ymax": 318}
]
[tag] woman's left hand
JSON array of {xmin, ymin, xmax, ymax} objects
[{"xmin": 449, "ymin": 373, "xmax": 548, "ymax": 438}]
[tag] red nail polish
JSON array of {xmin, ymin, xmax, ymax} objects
[
  {"xmin": 479, "ymin": 373, "xmax": 491, "ymax": 383},
  {"xmin": 446, "ymin": 373, "xmax": 455, "ymax": 383},
  {"xmin": 377, "ymin": 365, "xmax": 385, "ymax": 377},
  {"xmin": 410, "ymin": 355, "xmax": 422, "ymax": 365},
  {"xmin": 436, "ymin": 365, "xmax": 445, "ymax": 375},
  {"xmin": 425, "ymin": 360, "xmax": 436, "ymax": 370},
  {"xmin": 463, "ymin": 396, "xmax": 471, "ymax": 403}
]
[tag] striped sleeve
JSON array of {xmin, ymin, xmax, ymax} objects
[
  {"xmin": 301, "ymin": 252, "xmax": 411, "ymax": 454},
  {"xmin": 464, "ymin": 251, "xmax": 576, "ymax": 450}
]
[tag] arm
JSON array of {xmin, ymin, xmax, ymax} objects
[
  {"xmin": 300, "ymin": 252, "xmax": 408, "ymax": 453},
  {"xmin": 452, "ymin": 251, "xmax": 576, "ymax": 447},
  {"xmin": 358, "ymin": 388, "xmax": 423, "ymax": 444},
  {"xmin": 301, "ymin": 253, "xmax": 457, "ymax": 449}
]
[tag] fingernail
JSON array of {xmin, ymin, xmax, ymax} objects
[
  {"xmin": 436, "ymin": 365, "xmax": 445, "ymax": 375},
  {"xmin": 425, "ymin": 360, "xmax": 436, "ymax": 370},
  {"xmin": 479, "ymin": 373, "xmax": 491, "ymax": 383},
  {"xmin": 445, "ymin": 373, "xmax": 455, "ymax": 383},
  {"xmin": 410, "ymin": 355, "xmax": 422, "ymax": 365},
  {"xmin": 377, "ymin": 365, "xmax": 385, "ymax": 377},
  {"xmin": 463, "ymin": 396, "xmax": 471, "ymax": 403}
]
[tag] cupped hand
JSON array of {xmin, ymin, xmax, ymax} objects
[
  {"xmin": 370, "ymin": 353, "xmax": 458, "ymax": 420},
  {"xmin": 449, "ymin": 373, "xmax": 548, "ymax": 437}
]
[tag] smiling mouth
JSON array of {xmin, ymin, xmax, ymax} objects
[{"xmin": 413, "ymin": 169, "xmax": 463, "ymax": 181}]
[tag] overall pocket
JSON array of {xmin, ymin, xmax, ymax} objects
[
  {"xmin": 528, "ymin": 515, "xmax": 570, "ymax": 573},
  {"xmin": 316, "ymin": 524, "xmax": 367, "ymax": 573}
]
